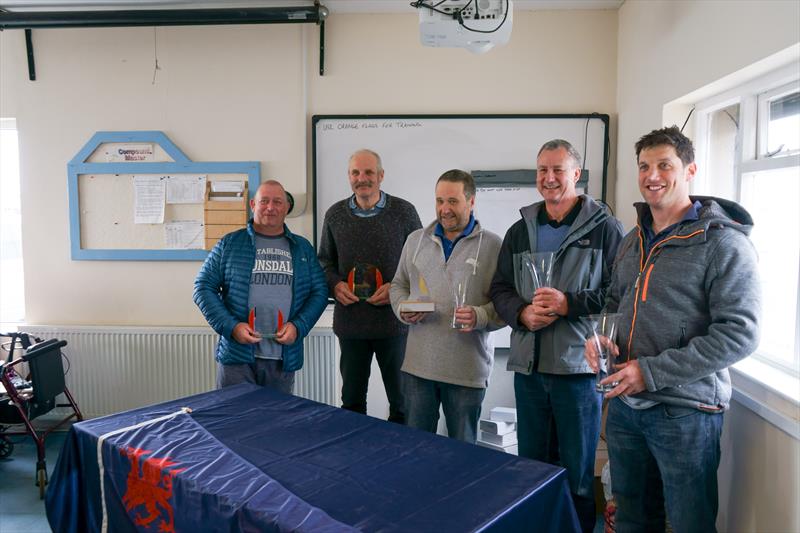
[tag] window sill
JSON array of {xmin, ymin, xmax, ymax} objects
[{"xmin": 730, "ymin": 357, "xmax": 799, "ymax": 440}]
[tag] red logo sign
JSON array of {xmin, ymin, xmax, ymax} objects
[{"xmin": 120, "ymin": 447, "xmax": 185, "ymax": 532}]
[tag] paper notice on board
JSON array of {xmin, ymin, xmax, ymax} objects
[
  {"xmin": 133, "ymin": 175, "xmax": 165, "ymax": 224},
  {"xmin": 165, "ymin": 220, "xmax": 204, "ymax": 249},
  {"xmin": 166, "ymin": 175, "xmax": 207, "ymax": 204}
]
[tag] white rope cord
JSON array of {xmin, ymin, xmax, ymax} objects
[{"xmin": 97, "ymin": 407, "xmax": 192, "ymax": 533}]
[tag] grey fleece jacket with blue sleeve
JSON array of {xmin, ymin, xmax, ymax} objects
[
  {"xmin": 490, "ymin": 195, "xmax": 625, "ymax": 375},
  {"xmin": 607, "ymin": 196, "xmax": 761, "ymax": 410}
]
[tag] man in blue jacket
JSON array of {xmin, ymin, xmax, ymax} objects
[
  {"xmin": 587, "ymin": 127, "xmax": 760, "ymax": 532},
  {"xmin": 194, "ymin": 180, "xmax": 328, "ymax": 393}
]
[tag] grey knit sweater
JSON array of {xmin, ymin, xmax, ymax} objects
[
  {"xmin": 318, "ymin": 193, "xmax": 422, "ymax": 339},
  {"xmin": 390, "ymin": 220, "xmax": 505, "ymax": 389}
]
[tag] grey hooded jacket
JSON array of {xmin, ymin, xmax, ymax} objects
[
  {"xmin": 490, "ymin": 195, "xmax": 624, "ymax": 374},
  {"xmin": 608, "ymin": 196, "xmax": 761, "ymax": 410}
]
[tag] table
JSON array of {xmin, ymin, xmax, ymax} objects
[{"xmin": 46, "ymin": 383, "xmax": 579, "ymax": 532}]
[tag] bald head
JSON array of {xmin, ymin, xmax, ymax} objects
[{"xmin": 251, "ymin": 180, "xmax": 290, "ymax": 236}]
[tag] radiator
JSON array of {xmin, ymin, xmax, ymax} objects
[{"xmin": 22, "ymin": 325, "xmax": 339, "ymax": 419}]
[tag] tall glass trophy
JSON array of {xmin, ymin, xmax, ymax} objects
[
  {"xmin": 348, "ymin": 263, "xmax": 384, "ymax": 301},
  {"xmin": 581, "ymin": 312, "xmax": 622, "ymax": 392},
  {"xmin": 522, "ymin": 251, "xmax": 555, "ymax": 292}
]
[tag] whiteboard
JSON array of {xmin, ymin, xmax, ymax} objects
[
  {"xmin": 312, "ymin": 114, "xmax": 610, "ymax": 347},
  {"xmin": 312, "ymin": 114, "xmax": 609, "ymax": 246}
]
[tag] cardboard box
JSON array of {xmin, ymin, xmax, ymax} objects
[
  {"xmin": 205, "ymin": 210, "xmax": 247, "ymax": 225},
  {"xmin": 594, "ymin": 437, "xmax": 608, "ymax": 477},
  {"xmin": 205, "ymin": 224, "xmax": 244, "ymax": 239}
]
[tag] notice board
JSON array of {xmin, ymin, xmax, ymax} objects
[{"xmin": 68, "ymin": 131, "xmax": 260, "ymax": 261}]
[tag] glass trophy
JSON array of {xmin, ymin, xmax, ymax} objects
[
  {"xmin": 581, "ymin": 312, "xmax": 622, "ymax": 392},
  {"xmin": 248, "ymin": 307, "xmax": 284, "ymax": 339},
  {"xmin": 348, "ymin": 263, "xmax": 384, "ymax": 301},
  {"xmin": 263, "ymin": 309, "xmax": 284, "ymax": 340},
  {"xmin": 522, "ymin": 251, "xmax": 555, "ymax": 294},
  {"xmin": 450, "ymin": 272, "xmax": 470, "ymax": 329}
]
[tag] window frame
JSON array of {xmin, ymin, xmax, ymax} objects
[{"xmin": 694, "ymin": 63, "xmax": 800, "ymax": 378}]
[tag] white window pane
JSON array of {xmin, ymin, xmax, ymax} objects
[
  {"xmin": 766, "ymin": 90, "xmax": 800, "ymax": 156},
  {"xmin": 740, "ymin": 166, "xmax": 800, "ymax": 369},
  {"xmin": 0, "ymin": 127, "xmax": 25, "ymax": 323},
  {"xmin": 704, "ymin": 104, "xmax": 740, "ymax": 201}
]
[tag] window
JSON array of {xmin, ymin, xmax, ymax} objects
[
  {"xmin": 694, "ymin": 65, "xmax": 800, "ymax": 377},
  {"xmin": 0, "ymin": 118, "xmax": 25, "ymax": 325}
]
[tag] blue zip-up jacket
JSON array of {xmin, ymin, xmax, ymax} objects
[{"xmin": 193, "ymin": 221, "xmax": 328, "ymax": 370}]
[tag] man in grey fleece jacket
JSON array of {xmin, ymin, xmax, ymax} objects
[
  {"xmin": 587, "ymin": 126, "xmax": 761, "ymax": 532},
  {"xmin": 490, "ymin": 140, "xmax": 624, "ymax": 533},
  {"xmin": 390, "ymin": 170, "xmax": 504, "ymax": 443}
]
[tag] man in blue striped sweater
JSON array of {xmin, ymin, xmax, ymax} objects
[{"xmin": 194, "ymin": 180, "xmax": 328, "ymax": 394}]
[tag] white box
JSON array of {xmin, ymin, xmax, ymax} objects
[
  {"xmin": 477, "ymin": 440, "xmax": 519, "ymax": 455},
  {"xmin": 479, "ymin": 419, "xmax": 516, "ymax": 435},
  {"xmin": 480, "ymin": 430, "xmax": 518, "ymax": 446},
  {"xmin": 490, "ymin": 406, "xmax": 517, "ymax": 423}
]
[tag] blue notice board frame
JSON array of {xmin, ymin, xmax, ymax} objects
[{"xmin": 68, "ymin": 131, "xmax": 260, "ymax": 261}]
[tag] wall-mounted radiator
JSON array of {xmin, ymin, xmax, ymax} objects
[{"xmin": 22, "ymin": 325, "xmax": 339, "ymax": 419}]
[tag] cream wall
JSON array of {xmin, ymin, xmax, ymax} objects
[
  {"xmin": 616, "ymin": 1, "xmax": 800, "ymax": 531},
  {"xmin": 615, "ymin": 0, "xmax": 800, "ymax": 227},
  {"xmin": 0, "ymin": 10, "xmax": 618, "ymax": 326}
]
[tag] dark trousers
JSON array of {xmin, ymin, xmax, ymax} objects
[
  {"xmin": 216, "ymin": 359, "xmax": 295, "ymax": 395},
  {"xmin": 515, "ymin": 371, "xmax": 602, "ymax": 533},
  {"xmin": 339, "ymin": 336, "xmax": 407, "ymax": 424}
]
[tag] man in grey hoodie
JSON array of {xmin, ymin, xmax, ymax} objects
[
  {"xmin": 390, "ymin": 169, "xmax": 504, "ymax": 444},
  {"xmin": 586, "ymin": 126, "xmax": 761, "ymax": 532}
]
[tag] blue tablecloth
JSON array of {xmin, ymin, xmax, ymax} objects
[{"xmin": 46, "ymin": 383, "xmax": 579, "ymax": 532}]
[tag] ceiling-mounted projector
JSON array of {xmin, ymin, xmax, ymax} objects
[{"xmin": 414, "ymin": 0, "xmax": 513, "ymax": 54}]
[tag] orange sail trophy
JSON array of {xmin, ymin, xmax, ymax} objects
[{"xmin": 277, "ymin": 310, "xmax": 284, "ymax": 332}]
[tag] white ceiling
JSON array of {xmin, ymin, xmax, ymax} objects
[{"xmin": 0, "ymin": 0, "xmax": 624, "ymax": 13}]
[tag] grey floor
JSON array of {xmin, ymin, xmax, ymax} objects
[{"xmin": 0, "ymin": 428, "xmax": 65, "ymax": 533}]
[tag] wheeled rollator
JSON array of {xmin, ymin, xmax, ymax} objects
[{"xmin": 0, "ymin": 332, "xmax": 83, "ymax": 498}]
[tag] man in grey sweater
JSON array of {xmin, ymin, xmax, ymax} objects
[
  {"xmin": 390, "ymin": 169, "xmax": 504, "ymax": 443},
  {"xmin": 586, "ymin": 126, "xmax": 761, "ymax": 532}
]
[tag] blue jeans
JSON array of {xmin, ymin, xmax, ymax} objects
[
  {"xmin": 339, "ymin": 336, "xmax": 407, "ymax": 424},
  {"xmin": 606, "ymin": 398, "xmax": 724, "ymax": 533},
  {"xmin": 514, "ymin": 371, "xmax": 601, "ymax": 533},
  {"xmin": 403, "ymin": 372, "xmax": 486, "ymax": 443},
  {"xmin": 216, "ymin": 359, "xmax": 295, "ymax": 395}
]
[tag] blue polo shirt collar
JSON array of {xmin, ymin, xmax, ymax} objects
[{"xmin": 435, "ymin": 213, "xmax": 476, "ymax": 261}]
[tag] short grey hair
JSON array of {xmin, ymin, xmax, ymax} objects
[
  {"xmin": 348, "ymin": 149, "xmax": 384, "ymax": 173},
  {"xmin": 537, "ymin": 139, "xmax": 582, "ymax": 168}
]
